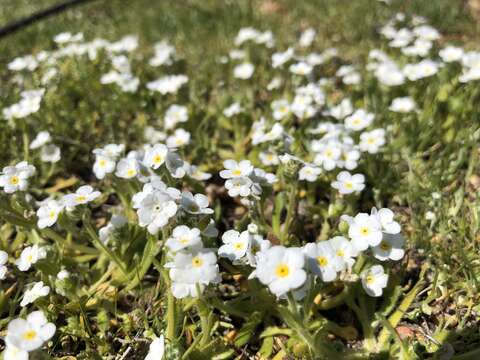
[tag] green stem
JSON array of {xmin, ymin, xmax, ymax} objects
[
  {"xmin": 166, "ymin": 285, "xmax": 176, "ymax": 341},
  {"xmin": 281, "ymin": 185, "xmax": 297, "ymax": 244}
]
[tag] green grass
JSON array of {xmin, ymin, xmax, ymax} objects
[{"xmin": 0, "ymin": 0, "xmax": 479, "ymax": 359}]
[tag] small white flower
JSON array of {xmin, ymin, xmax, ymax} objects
[
  {"xmin": 271, "ymin": 99, "xmax": 291, "ymax": 120},
  {"xmin": 439, "ymin": 46, "xmax": 463, "ymax": 63},
  {"xmin": 347, "ymin": 213, "xmax": 383, "ymax": 251},
  {"xmin": 299, "ymin": 165, "xmax": 321, "ymax": 182},
  {"xmin": 136, "ymin": 191, "xmax": 178, "ymax": 234},
  {"xmin": 40, "ymin": 144, "xmax": 61, "ymax": 163},
  {"xmin": 371, "ymin": 207, "xmax": 401, "ymax": 234},
  {"xmin": 146, "ymin": 75, "xmax": 188, "ymax": 95},
  {"xmin": 331, "ymin": 171, "xmax": 365, "ymax": 194},
  {"xmin": 180, "ymin": 192, "xmax": 213, "ymax": 215},
  {"xmin": 245, "ymin": 235, "xmax": 271, "ymax": 267},
  {"xmin": 4, "ymin": 340, "xmax": 29, "ymax": 360},
  {"xmin": 93, "ymin": 154, "xmax": 116, "ymax": 179},
  {"xmin": 5, "ymin": 311, "xmax": 56, "ymax": 352},
  {"xmin": 272, "ymin": 48, "xmax": 294, "ymax": 68},
  {"xmin": 233, "ymin": 62, "xmax": 255, "ymax": 79},
  {"xmin": 166, "ymin": 248, "xmax": 220, "ymax": 299},
  {"xmin": 166, "ymin": 128, "xmax": 190, "ymax": 148},
  {"xmin": 145, "ymin": 335, "xmax": 165, "ymax": 360},
  {"xmin": 361, "ymin": 265, "xmax": 388, "ymax": 297},
  {"xmin": 223, "ymin": 102, "xmax": 243, "ymax": 117},
  {"xmin": 36, "ymin": 199, "xmax": 64, "ymax": 229},
  {"xmin": 359, "ymin": 129, "xmax": 385, "ymax": 154},
  {"xmin": 115, "ymin": 158, "xmax": 140, "ymax": 179},
  {"xmin": 289, "ymin": 62, "xmax": 313, "ymax": 76},
  {"xmin": 143, "ymin": 144, "xmax": 169, "ymax": 169},
  {"xmin": 0, "ymin": 162, "xmax": 36, "ymax": 194},
  {"xmin": 255, "ymin": 246, "xmax": 306, "ymax": 297},
  {"xmin": 29, "ymin": 131, "xmax": 51, "ymax": 149},
  {"xmin": 345, "ymin": 109, "xmax": 374, "ymax": 131},
  {"xmin": 225, "ymin": 177, "xmax": 252, "ymax": 197},
  {"xmin": 259, "ymin": 151, "xmax": 279, "ymax": 166},
  {"xmin": 62, "ymin": 185, "xmax": 101, "ymax": 208},
  {"xmin": 165, "ymin": 225, "xmax": 202, "ymax": 252},
  {"xmin": 303, "ymin": 242, "xmax": 341, "ymax": 282},
  {"xmin": 389, "ymin": 97, "xmax": 416, "ymax": 113},
  {"xmin": 164, "ymin": 104, "xmax": 188, "ymax": 130},
  {"xmin": 0, "ymin": 250, "xmax": 8, "ymax": 280},
  {"xmin": 372, "ymin": 233, "xmax": 405, "ymax": 261},
  {"xmin": 20, "ymin": 281, "xmax": 50, "ymax": 307},
  {"xmin": 219, "ymin": 230, "xmax": 250, "ymax": 261},
  {"xmin": 15, "ymin": 245, "xmax": 47, "ymax": 272},
  {"xmin": 329, "ymin": 236, "xmax": 356, "ymax": 269},
  {"xmin": 187, "ymin": 164, "xmax": 212, "ymax": 181},
  {"xmin": 220, "ymin": 159, "xmax": 253, "ymax": 179},
  {"xmin": 299, "ymin": 28, "xmax": 316, "ymax": 47}
]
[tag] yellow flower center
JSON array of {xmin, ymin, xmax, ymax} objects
[
  {"xmin": 191, "ymin": 256, "xmax": 203, "ymax": 268},
  {"xmin": 336, "ymin": 250, "xmax": 345, "ymax": 257},
  {"xmin": 232, "ymin": 169, "xmax": 242, "ymax": 176},
  {"xmin": 22, "ymin": 330, "xmax": 37, "ymax": 341},
  {"xmin": 352, "ymin": 118, "xmax": 361, "ymax": 125},
  {"xmin": 360, "ymin": 227, "xmax": 370, "ymax": 236},
  {"xmin": 9, "ymin": 175, "xmax": 19, "ymax": 185},
  {"xmin": 365, "ymin": 275, "xmax": 375, "ymax": 285},
  {"xmin": 99, "ymin": 159, "xmax": 106, "ymax": 168},
  {"xmin": 345, "ymin": 181, "xmax": 353, "ymax": 189},
  {"xmin": 317, "ymin": 256, "xmax": 328, "ymax": 267},
  {"xmin": 75, "ymin": 195, "xmax": 87, "ymax": 203},
  {"xmin": 127, "ymin": 169, "xmax": 136, "ymax": 177},
  {"xmin": 49, "ymin": 210, "xmax": 56, "ymax": 219},
  {"xmin": 234, "ymin": 242, "xmax": 244, "ymax": 250},
  {"xmin": 380, "ymin": 241, "xmax": 391, "ymax": 251},
  {"xmin": 27, "ymin": 254, "xmax": 33, "ymax": 262},
  {"xmin": 275, "ymin": 264, "xmax": 290, "ymax": 278},
  {"xmin": 179, "ymin": 237, "xmax": 189, "ymax": 245},
  {"xmin": 325, "ymin": 149, "xmax": 333, "ymax": 158},
  {"xmin": 367, "ymin": 138, "xmax": 375, "ymax": 144},
  {"xmin": 153, "ymin": 154, "xmax": 164, "ymax": 164}
]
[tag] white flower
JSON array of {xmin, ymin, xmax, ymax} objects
[
  {"xmin": 220, "ymin": 159, "xmax": 253, "ymax": 179},
  {"xmin": 371, "ymin": 207, "xmax": 401, "ymax": 234},
  {"xmin": 40, "ymin": 144, "xmax": 61, "ymax": 163},
  {"xmin": 225, "ymin": 177, "xmax": 253, "ymax": 197},
  {"xmin": 15, "ymin": 245, "xmax": 47, "ymax": 272},
  {"xmin": 166, "ymin": 225, "xmax": 202, "ymax": 252},
  {"xmin": 372, "ymin": 233, "xmax": 405, "ymax": 261},
  {"xmin": 340, "ymin": 147, "xmax": 360, "ymax": 170},
  {"xmin": 289, "ymin": 62, "xmax": 313, "ymax": 76},
  {"xmin": 327, "ymin": 99, "xmax": 353, "ymax": 119},
  {"xmin": 389, "ymin": 97, "xmax": 416, "ymax": 113},
  {"xmin": 4, "ymin": 340, "xmax": 29, "ymax": 360},
  {"xmin": 272, "ymin": 48, "xmax": 294, "ymax": 68},
  {"xmin": 298, "ymin": 165, "xmax": 321, "ymax": 182},
  {"xmin": 345, "ymin": 109, "xmax": 374, "ymax": 131},
  {"xmin": 0, "ymin": 162, "xmax": 36, "ymax": 193},
  {"xmin": 233, "ymin": 62, "xmax": 254, "ymax": 79},
  {"xmin": 20, "ymin": 281, "xmax": 50, "ymax": 307},
  {"xmin": 5, "ymin": 311, "xmax": 56, "ymax": 352},
  {"xmin": 165, "ymin": 248, "xmax": 220, "ymax": 299},
  {"xmin": 361, "ymin": 265, "xmax": 388, "ymax": 297},
  {"xmin": 145, "ymin": 335, "xmax": 165, "ymax": 360},
  {"xmin": 98, "ymin": 214, "xmax": 127, "ymax": 243},
  {"xmin": 146, "ymin": 75, "xmax": 188, "ymax": 94},
  {"xmin": 245, "ymin": 235, "xmax": 271, "ymax": 267},
  {"xmin": 223, "ymin": 102, "xmax": 243, "ymax": 117},
  {"xmin": 115, "ymin": 158, "xmax": 140, "ymax": 179},
  {"xmin": 403, "ymin": 60, "xmax": 439, "ymax": 81},
  {"xmin": 304, "ymin": 242, "xmax": 341, "ymax": 282},
  {"xmin": 299, "ymin": 28, "xmax": 316, "ymax": 47},
  {"xmin": 164, "ymin": 104, "xmax": 188, "ymax": 130},
  {"xmin": 234, "ymin": 27, "xmax": 260, "ymax": 46},
  {"xmin": 259, "ymin": 151, "xmax": 279, "ymax": 166},
  {"xmin": 0, "ymin": 250, "xmax": 8, "ymax": 280},
  {"xmin": 187, "ymin": 164, "xmax": 212, "ymax": 181},
  {"xmin": 63, "ymin": 185, "xmax": 101, "ymax": 208},
  {"xmin": 93, "ymin": 154, "xmax": 116, "ymax": 179},
  {"xmin": 143, "ymin": 144, "xmax": 169, "ymax": 169},
  {"xmin": 347, "ymin": 213, "xmax": 383, "ymax": 251},
  {"xmin": 150, "ymin": 40, "xmax": 176, "ymax": 66},
  {"xmin": 331, "ymin": 171, "xmax": 365, "ymax": 194},
  {"xmin": 439, "ymin": 46, "xmax": 463, "ymax": 63},
  {"xmin": 166, "ymin": 128, "xmax": 190, "ymax": 148},
  {"xmin": 180, "ymin": 192, "xmax": 213, "ymax": 215},
  {"xmin": 37, "ymin": 199, "xmax": 64, "ymax": 229},
  {"xmin": 219, "ymin": 230, "xmax": 250, "ymax": 261},
  {"xmin": 271, "ymin": 99, "xmax": 291, "ymax": 120},
  {"xmin": 30, "ymin": 131, "xmax": 51, "ymax": 149},
  {"xmin": 313, "ymin": 142, "xmax": 341, "ymax": 171},
  {"xmin": 136, "ymin": 191, "xmax": 178, "ymax": 234},
  {"xmin": 255, "ymin": 246, "xmax": 306, "ymax": 297},
  {"xmin": 359, "ymin": 129, "xmax": 385, "ymax": 154},
  {"xmin": 329, "ymin": 236, "xmax": 356, "ymax": 269}
]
